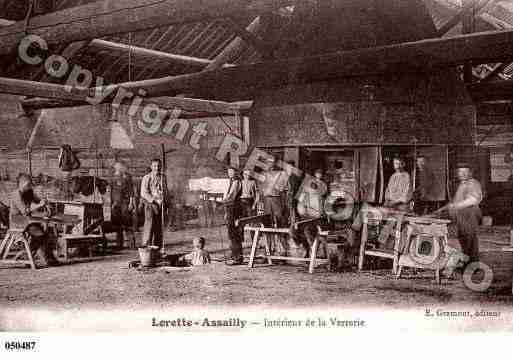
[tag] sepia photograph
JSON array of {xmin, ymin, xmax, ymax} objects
[{"xmin": 1, "ymin": 0, "xmax": 513, "ymax": 354}]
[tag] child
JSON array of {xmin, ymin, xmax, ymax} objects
[{"xmin": 182, "ymin": 237, "xmax": 211, "ymax": 266}]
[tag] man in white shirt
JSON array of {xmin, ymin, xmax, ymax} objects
[
  {"xmin": 140, "ymin": 158, "xmax": 166, "ymax": 250},
  {"xmin": 384, "ymin": 157, "xmax": 412, "ymax": 211}
]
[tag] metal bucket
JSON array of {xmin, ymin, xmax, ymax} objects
[{"xmin": 138, "ymin": 246, "xmax": 159, "ymax": 267}]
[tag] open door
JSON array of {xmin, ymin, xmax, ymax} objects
[{"xmin": 358, "ymin": 147, "xmax": 379, "ymax": 203}]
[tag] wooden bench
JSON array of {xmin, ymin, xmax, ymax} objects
[{"xmin": 59, "ymin": 234, "xmax": 104, "ymax": 260}]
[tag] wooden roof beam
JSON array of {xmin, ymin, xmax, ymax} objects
[
  {"xmin": 0, "ymin": 0, "xmax": 296, "ymax": 57},
  {"xmin": 437, "ymin": 0, "xmax": 494, "ymax": 37},
  {"xmin": 205, "ymin": 16, "xmax": 263, "ymax": 70},
  {"xmin": 87, "ymin": 39, "xmax": 235, "ymax": 69},
  {"xmin": 88, "ymin": 28, "xmax": 513, "ymax": 100},
  {"xmin": 13, "ymin": 28, "xmax": 513, "ymax": 104},
  {"xmin": 19, "ymin": 90, "xmax": 252, "ymax": 114}
]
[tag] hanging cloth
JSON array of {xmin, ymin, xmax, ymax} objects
[{"xmin": 58, "ymin": 144, "xmax": 81, "ymax": 172}]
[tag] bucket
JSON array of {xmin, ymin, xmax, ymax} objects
[{"xmin": 138, "ymin": 246, "xmax": 159, "ymax": 267}]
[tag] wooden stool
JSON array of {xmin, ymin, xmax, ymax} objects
[
  {"xmin": 0, "ymin": 229, "xmax": 37, "ymax": 269},
  {"xmin": 358, "ymin": 211, "xmax": 403, "ymax": 274}
]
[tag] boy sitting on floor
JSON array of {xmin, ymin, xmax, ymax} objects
[{"xmin": 181, "ymin": 237, "xmax": 211, "ymax": 266}]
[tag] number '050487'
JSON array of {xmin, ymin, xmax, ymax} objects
[{"xmin": 4, "ymin": 341, "xmax": 36, "ymax": 350}]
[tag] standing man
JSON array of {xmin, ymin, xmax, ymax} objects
[
  {"xmin": 262, "ymin": 157, "xmax": 287, "ymax": 227},
  {"xmin": 444, "ymin": 162, "xmax": 483, "ymax": 263},
  {"xmin": 240, "ymin": 169, "xmax": 260, "ymax": 218},
  {"xmin": 140, "ymin": 158, "xmax": 166, "ymax": 250},
  {"xmin": 222, "ymin": 167, "xmax": 243, "ymax": 265},
  {"xmin": 110, "ymin": 160, "xmax": 135, "ymax": 249},
  {"xmin": 384, "ymin": 157, "xmax": 412, "ymax": 211},
  {"xmin": 414, "ymin": 154, "xmax": 436, "ymax": 215},
  {"xmin": 286, "ymin": 160, "xmax": 302, "ymax": 225}
]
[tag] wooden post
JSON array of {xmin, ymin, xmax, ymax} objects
[
  {"xmin": 462, "ymin": 0, "xmax": 476, "ymax": 83},
  {"xmin": 27, "ymin": 148, "xmax": 32, "ymax": 177},
  {"xmin": 161, "ymin": 143, "xmax": 166, "ymax": 255}
]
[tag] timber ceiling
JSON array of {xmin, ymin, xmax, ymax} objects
[{"xmin": 1, "ymin": 1, "xmax": 513, "ymax": 96}]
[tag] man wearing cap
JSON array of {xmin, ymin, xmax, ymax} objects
[
  {"xmin": 222, "ymin": 167, "xmax": 243, "ymax": 265},
  {"xmin": 384, "ymin": 157, "xmax": 412, "ymax": 211},
  {"xmin": 445, "ymin": 162, "xmax": 483, "ymax": 262}
]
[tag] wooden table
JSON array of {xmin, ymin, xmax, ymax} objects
[{"xmin": 49, "ymin": 201, "xmax": 103, "ymax": 234}]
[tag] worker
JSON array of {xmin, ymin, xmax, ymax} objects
[
  {"xmin": 240, "ymin": 169, "xmax": 260, "ymax": 218},
  {"xmin": 262, "ymin": 157, "xmax": 288, "ymax": 227},
  {"xmin": 110, "ymin": 160, "xmax": 135, "ymax": 249},
  {"xmin": 384, "ymin": 157, "xmax": 412, "ymax": 211},
  {"xmin": 222, "ymin": 167, "xmax": 243, "ymax": 265},
  {"xmin": 10, "ymin": 173, "xmax": 60, "ymax": 267},
  {"xmin": 414, "ymin": 154, "xmax": 436, "ymax": 214},
  {"xmin": 140, "ymin": 158, "xmax": 166, "ymax": 250},
  {"xmin": 438, "ymin": 162, "xmax": 483, "ymax": 263},
  {"xmin": 285, "ymin": 160, "xmax": 302, "ymax": 225}
]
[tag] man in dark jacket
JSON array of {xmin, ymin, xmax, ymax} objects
[
  {"xmin": 110, "ymin": 160, "xmax": 135, "ymax": 249},
  {"xmin": 222, "ymin": 167, "xmax": 243, "ymax": 265}
]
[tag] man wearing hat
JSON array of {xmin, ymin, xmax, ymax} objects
[{"xmin": 443, "ymin": 162, "xmax": 483, "ymax": 263}]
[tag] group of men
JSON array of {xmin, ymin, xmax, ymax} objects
[
  {"xmin": 4, "ymin": 158, "xmax": 167, "ymax": 267},
  {"xmin": 349, "ymin": 154, "xmax": 483, "ymax": 264},
  {"xmin": 221, "ymin": 157, "xmax": 304, "ymax": 265},
  {"xmin": 6, "ymin": 151, "xmax": 483, "ymax": 269},
  {"xmin": 222, "ymin": 153, "xmax": 483, "ymax": 267},
  {"xmin": 103, "ymin": 157, "xmax": 167, "ymax": 251}
]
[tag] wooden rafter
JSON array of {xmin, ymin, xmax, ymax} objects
[
  {"xmin": 88, "ymin": 39, "xmax": 235, "ymax": 69},
  {"xmin": 437, "ymin": 0, "xmax": 493, "ymax": 36},
  {"xmin": 11, "ymin": 29, "xmax": 513, "ymax": 106},
  {"xmin": 88, "ymin": 28, "xmax": 513, "ymax": 100},
  {"xmin": 20, "ymin": 92, "xmax": 253, "ymax": 115},
  {"xmin": 0, "ymin": 0, "xmax": 295, "ymax": 56},
  {"xmin": 224, "ymin": 17, "xmax": 273, "ymax": 59},
  {"xmin": 205, "ymin": 16, "xmax": 263, "ymax": 70}
]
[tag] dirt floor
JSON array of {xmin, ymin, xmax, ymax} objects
[{"xmin": 1, "ymin": 225, "xmax": 513, "ymax": 313}]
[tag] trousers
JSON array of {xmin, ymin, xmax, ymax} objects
[
  {"xmin": 225, "ymin": 204, "xmax": 243, "ymax": 260},
  {"xmin": 142, "ymin": 203, "xmax": 163, "ymax": 249},
  {"xmin": 454, "ymin": 206, "xmax": 481, "ymax": 262}
]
